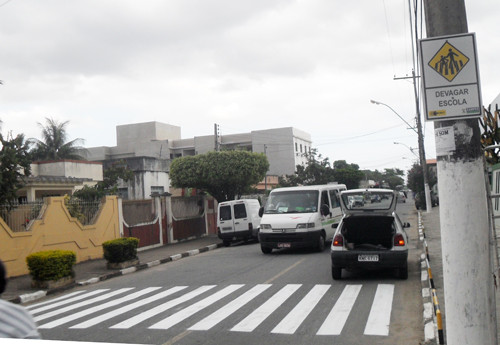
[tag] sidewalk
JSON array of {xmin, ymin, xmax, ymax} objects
[
  {"xmin": 2, "ymin": 235, "xmax": 223, "ymax": 304},
  {"xmin": 421, "ymin": 207, "xmax": 500, "ymax": 344},
  {"xmin": 420, "ymin": 207, "xmax": 446, "ymax": 344}
]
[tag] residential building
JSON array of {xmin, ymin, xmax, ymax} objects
[
  {"xmin": 18, "ymin": 160, "xmax": 103, "ymax": 202},
  {"xmin": 83, "ymin": 122, "xmax": 312, "ymax": 199}
]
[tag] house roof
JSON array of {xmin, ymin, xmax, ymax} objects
[{"xmin": 22, "ymin": 175, "xmax": 93, "ymax": 185}]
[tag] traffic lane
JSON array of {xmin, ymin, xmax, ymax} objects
[{"xmin": 100, "ymin": 242, "xmax": 332, "ymax": 287}]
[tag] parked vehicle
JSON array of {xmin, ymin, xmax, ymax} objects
[
  {"xmin": 398, "ymin": 191, "xmax": 406, "ymax": 203},
  {"xmin": 330, "ymin": 189, "xmax": 410, "ymax": 280},
  {"xmin": 258, "ymin": 184, "xmax": 347, "ymax": 254},
  {"xmin": 217, "ymin": 199, "xmax": 261, "ymax": 246}
]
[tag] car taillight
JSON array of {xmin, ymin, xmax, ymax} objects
[
  {"xmin": 248, "ymin": 223, "xmax": 253, "ymax": 230},
  {"xmin": 333, "ymin": 234, "xmax": 344, "ymax": 247},
  {"xmin": 394, "ymin": 234, "xmax": 405, "ymax": 246}
]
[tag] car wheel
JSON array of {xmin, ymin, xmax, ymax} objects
[
  {"xmin": 261, "ymin": 245, "xmax": 272, "ymax": 254},
  {"xmin": 397, "ymin": 265, "xmax": 408, "ymax": 280},
  {"xmin": 332, "ymin": 266, "xmax": 342, "ymax": 280},
  {"xmin": 223, "ymin": 240, "xmax": 231, "ymax": 247},
  {"xmin": 316, "ymin": 234, "xmax": 326, "ymax": 252}
]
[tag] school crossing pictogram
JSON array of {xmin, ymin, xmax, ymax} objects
[{"xmin": 428, "ymin": 41, "xmax": 469, "ymax": 82}]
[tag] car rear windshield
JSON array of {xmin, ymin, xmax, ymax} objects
[
  {"xmin": 342, "ymin": 191, "xmax": 395, "ymax": 211},
  {"xmin": 264, "ymin": 190, "xmax": 319, "ymax": 214}
]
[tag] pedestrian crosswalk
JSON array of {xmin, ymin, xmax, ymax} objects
[{"xmin": 27, "ymin": 283, "xmax": 396, "ymax": 337}]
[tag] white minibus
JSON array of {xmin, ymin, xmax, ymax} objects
[{"xmin": 258, "ymin": 184, "xmax": 346, "ymax": 253}]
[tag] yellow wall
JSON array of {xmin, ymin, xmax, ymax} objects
[{"xmin": 0, "ymin": 196, "xmax": 120, "ymax": 277}]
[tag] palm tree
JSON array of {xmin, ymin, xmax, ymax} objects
[{"xmin": 30, "ymin": 118, "xmax": 86, "ymax": 161}]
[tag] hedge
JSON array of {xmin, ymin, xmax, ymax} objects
[
  {"xmin": 102, "ymin": 237, "xmax": 139, "ymax": 263},
  {"xmin": 26, "ymin": 250, "xmax": 76, "ymax": 281}
]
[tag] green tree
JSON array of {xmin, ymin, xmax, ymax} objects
[
  {"xmin": 30, "ymin": 118, "xmax": 86, "ymax": 161},
  {"xmin": 279, "ymin": 149, "xmax": 335, "ymax": 187},
  {"xmin": 407, "ymin": 163, "xmax": 424, "ymax": 194},
  {"xmin": 279, "ymin": 151, "xmax": 364, "ymax": 189},
  {"xmin": 0, "ymin": 132, "xmax": 32, "ymax": 206},
  {"xmin": 479, "ymin": 105, "xmax": 500, "ymax": 165},
  {"xmin": 332, "ymin": 160, "xmax": 364, "ymax": 189},
  {"xmin": 170, "ymin": 151, "xmax": 269, "ymax": 202}
]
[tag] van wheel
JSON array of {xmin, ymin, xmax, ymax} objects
[
  {"xmin": 223, "ymin": 240, "xmax": 231, "ymax": 247},
  {"xmin": 261, "ymin": 245, "xmax": 272, "ymax": 254},
  {"xmin": 332, "ymin": 266, "xmax": 342, "ymax": 280},
  {"xmin": 316, "ymin": 234, "xmax": 326, "ymax": 252}
]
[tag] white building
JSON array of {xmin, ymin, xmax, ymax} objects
[
  {"xmin": 84, "ymin": 122, "xmax": 312, "ymax": 199},
  {"xmin": 18, "ymin": 160, "xmax": 103, "ymax": 202}
]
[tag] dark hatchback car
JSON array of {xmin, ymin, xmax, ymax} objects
[{"xmin": 330, "ymin": 189, "xmax": 410, "ymax": 280}]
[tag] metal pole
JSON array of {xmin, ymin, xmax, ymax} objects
[
  {"xmin": 422, "ymin": 0, "xmax": 497, "ymax": 343},
  {"xmin": 371, "ymin": 99, "xmax": 432, "ymax": 211}
]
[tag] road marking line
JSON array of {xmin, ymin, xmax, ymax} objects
[
  {"xmin": 71, "ymin": 286, "xmax": 188, "ymax": 329},
  {"xmin": 231, "ymin": 284, "xmax": 301, "ymax": 332},
  {"xmin": 149, "ymin": 285, "xmax": 244, "ymax": 330},
  {"xmin": 271, "ymin": 284, "xmax": 330, "ymax": 334},
  {"xmin": 110, "ymin": 285, "xmax": 215, "ymax": 329},
  {"xmin": 317, "ymin": 284, "xmax": 362, "ymax": 335},
  {"xmin": 364, "ymin": 284, "xmax": 394, "ymax": 336},
  {"xmin": 264, "ymin": 258, "xmax": 306, "ymax": 284},
  {"xmin": 189, "ymin": 284, "xmax": 271, "ymax": 331},
  {"xmin": 38, "ymin": 287, "xmax": 162, "ymax": 329}
]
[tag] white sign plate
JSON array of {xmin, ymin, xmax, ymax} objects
[{"xmin": 419, "ymin": 33, "xmax": 482, "ymax": 121}]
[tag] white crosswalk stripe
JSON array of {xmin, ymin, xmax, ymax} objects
[
  {"xmin": 32, "ymin": 283, "xmax": 396, "ymax": 337},
  {"xmin": 34, "ymin": 288, "xmax": 133, "ymax": 322},
  {"xmin": 364, "ymin": 284, "xmax": 395, "ymax": 336},
  {"xmin": 271, "ymin": 284, "xmax": 330, "ymax": 334},
  {"xmin": 231, "ymin": 284, "xmax": 301, "ymax": 332},
  {"xmin": 317, "ymin": 284, "xmax": 362, "ymax": 335},
  {"xmin": 70, "ymin": 286, "xmax": 188, "ymax": 329}
]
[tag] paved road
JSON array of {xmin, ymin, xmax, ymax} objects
[{"xmin": 30, "ymin": 202, "xmax": 423, "ymax": 345}]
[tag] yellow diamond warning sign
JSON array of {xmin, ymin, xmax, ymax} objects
[{"xmin": 428, "ymin": 41, "xmax": 469, "ymax": 82}]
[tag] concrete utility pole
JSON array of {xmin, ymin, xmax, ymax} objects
[{"xmin": 422, "ymin": 1, "xmax": 497, "ymax": 344}]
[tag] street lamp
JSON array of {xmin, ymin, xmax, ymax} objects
[
  {"xmin": 394, "ymin": 142, "xmax": 419, "ymax": 158},
  {"xmin": 371, "ymin": 99, "xmax": 432, "ymax": 211},
  {"xmin": 370, "ymin": 100, "xmax": 418, "ymax": 134}
]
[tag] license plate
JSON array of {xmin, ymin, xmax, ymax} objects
[
  {"xmin": 358, "ymin": 254, "xmax": 379, "ymax": 262},
  {"xmin": 278, "ymin": 243, "xmax": 291, "ymax": 248}
]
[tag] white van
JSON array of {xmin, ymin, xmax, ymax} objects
[
  {"xmin": 217, "ymin": 199, "xmax": 262, "ymax": 247},
  {"xmin": 258, "ymin": 184, "xmax": 347, "ymax": 253}
]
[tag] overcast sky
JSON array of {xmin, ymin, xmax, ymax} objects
[{"xmin": 0, "ymin": 0, "xmax": 497, "ymax": 175}]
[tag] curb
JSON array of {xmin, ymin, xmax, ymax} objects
[
  {"xmin": 10, "ymin": 242, "xmax": 224, "ymax": 305},
  {"xmin": 419, "ymin": 212, "xmax": 445, "ymax": 345}
]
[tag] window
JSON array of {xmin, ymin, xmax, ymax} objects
[
  {"xmin": 300, "ymin": 144, "xmax": 303, "ymax": 153},
  {"xmin": 321, "ymin": 191, "xmax": 330, "ymax": 207},
  {"xmin": 329, "ymin": 190, "xmax": 340, "ymax": 208},
  {"xmin": 234, "ymin": 204, "xmax": 247, "ymax": 219},
  {"xmin": 295, "ymin": 142, "xmax": 298, "ymax": 151},
  {"xmin": 219, "ymin": 205, "xmax": 232, "ymax": 221},
  {"xmin": 118, "ymin": 188, "xmax": 129, "ymax": 200},
  {"xmin": 151, "ymin": 186, "xmax": 164, "ymax": 195}
]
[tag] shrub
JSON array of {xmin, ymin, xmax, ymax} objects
[
  {"xmin": 102, "ymin": 237, "xmax": 139, "ymax": 263},
  {"xmin": 26, "ymin": 250, "xmax": 76, "ymax": 281}
]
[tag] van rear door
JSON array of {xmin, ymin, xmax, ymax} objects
[
  {"xmin": 218, "ymin": 204, "xmax": 234, "ymax": 237},
  {"xmin": 233, "ymin": 202, "xmax": 251, "ymax": 235}
]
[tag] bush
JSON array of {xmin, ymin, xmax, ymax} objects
[
  {"xmin": 102, "ymin": 237, "xmax": 139, "ymax": 263},
  {"xmin": 26, "ymin": 250, "xmax": 76, "ymax": 281}
]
